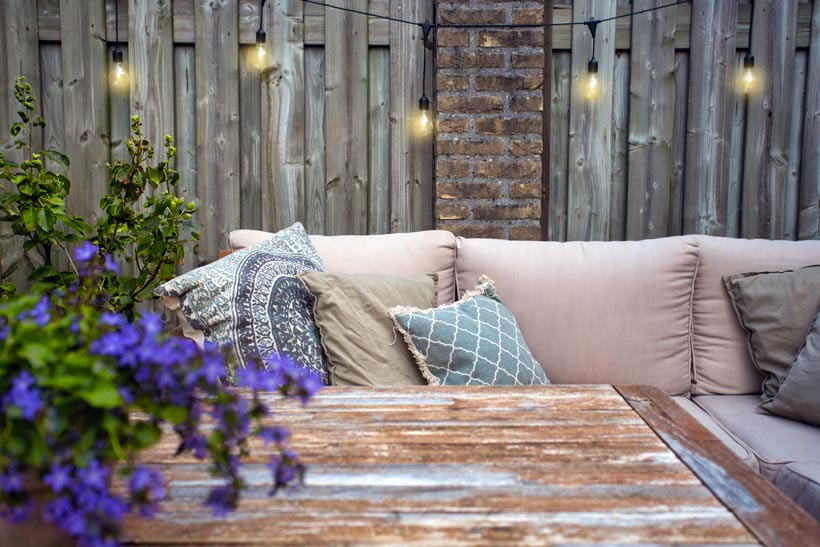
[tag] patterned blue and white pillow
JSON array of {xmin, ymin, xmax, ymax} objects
[{"xmin": 155, "ymin": 223, "xmax": 329, "ymax": 384}]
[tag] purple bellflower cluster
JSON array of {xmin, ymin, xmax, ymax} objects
[{"xmin": 0, "ymin": 242, "xmax": 321, "ymax": 546}]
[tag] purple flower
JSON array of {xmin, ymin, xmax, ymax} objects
[
  {"xmin": 128, "ymin": 467, "xmax": 165, "ymax": 518},
  {"xmin": 139, "ymin": 313, "xmax": 163, "ymax": 337},
  {"xmin": 17, "ymin": 295, "xmax": 51, "ymax": 327},
  {"xmin": 0, "ymin": 499, "xmax": 32, "ymax": 523},
  {"xmin": 103, "ymin": 253, "xmax": 119, "ymax": 274},
  {"xmin": 268, "ymin": 450, "xmax": 304, "ymax": 494},
  {"xmin": 44, "ymin": 463, "xmax": 73, "ymax": 494},
  {"xmin": 100, "ymin": 312, "xmax": 126, "ymax": 327},
  {"xmin": 0, "ymin": 318, "xmax": 8, "ymax": 341},
  {"xmin": 0, "ymin": 467, "xmax": 24, "ymax": 494},
  {"xmin": 3, "ymin": 370, "xmax": 43, "ymax": 421},
  {"xmin": 73, "ymin": 241, "xmax": 98, "ymax": 264},
  {"xmin": 206, "ymin": 484, "xmax": 237, "ymax": 517},
  {"xmin": 199, "ymin": 353, "xmax": 226, "ymax": 386},
  {"xmin": 258, "ymin": 426, "xmax": 289, "ymax": 446},
  {"xmin": 76, "ymin": 460, "xmax": 108, "ymax": 492}
]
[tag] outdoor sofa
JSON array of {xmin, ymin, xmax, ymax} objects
[{"xmin": 229, "ymin": 229, "xmax": 820, "ymax": 520}]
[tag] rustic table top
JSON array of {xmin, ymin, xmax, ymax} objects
[{"xmin": 123, "ymin": 385, "xmax": 820, "ymax": 546}]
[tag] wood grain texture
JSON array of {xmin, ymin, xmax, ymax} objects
[
  {"xmin": 194, "ymin": 0, "xmax": 240, "ymax": 263},
  {"xmin": 60, "ymin": 0, "xmax": 110, "ymax": 226},
  {"xmin": 726, "ymin": 52, "xmax": 747, "ymax": 239},
  {"xmin": 173, "ymin": 46, "xmax": 197, "ymax": 272},
  {"xmin": 682, "ymin": 0, "xmax": 737, "ymax": 236},
  {"xmin": 785, "ymin": 50, "xmax": 807, "ymax": 241},
  {"xmin": 626, "ymin": 0, "xmax": 676, "ymax": 240},
  {"xmin": 741, "ymin": 0, "xmax": 798, "ymax": 239},
  {"xmin": 548, "ymin": 52, "xmax": 570, "ymax": 242},
  {"xmin": 325, "ymin": 0, "xmax": 368, "ymax": 235},
  {"xmin": 368, "ymin": 47, "xmax": 391, "ymax": 235},
  {"xmin": 391, "ymin": 0, "xmax": 434, "ymax": 234},
  {"xmin": 617, "ymin": 384, "xmax": 820, "ymax": 547},
  {"xmin": 567, "ymin": 0, "xmax": 616, "ymax": 241},
  {"xmin": 39, "ymin": 44, "xmax": 65, "ymax": 172},
  {"xmin": 798, "ymin": 0, "xmax": 820, "ymax": 240},
  {"xmin": 129, "ymin": 0, "xmax": 175, "ymax": 162},
  {"xmin": 239, "ymin": 46, "xmax": 262, "ymax": 231},
  {"xmin": 262, "ymin": 0, "xmax": 305, "ymax": 232},
  {"xmin": 667, "ymin": 51, "xmax": 688, "ymax": 236},
  {"xmin": 120, "ymin": 386, "xmax": 774, "ymax": 546},
  {"xmin": 304, "ymin": 46, "xmax": 326, "ymax": 235},
  {"xmin": 108, "ymin": 45, "xmax": 131, "ymax": 166},
  {"xmin": 540, "ymin": 0, "xmax": 553, "ymax": 242},
  {"xmin": 610, "ymin": 52, "xmax": 629, "ymax": 242}
]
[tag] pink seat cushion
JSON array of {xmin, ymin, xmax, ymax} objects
[
  {"xmin": 231, "ymin": 229, "xmax": 457, "ymax": 305},
  {"xmin": 689, "ymin": 236, "xmax": 820, "ymax": 395},
  {"xmin": 455, "ymin": 236, "xmax": 699, "ymax": 395}
]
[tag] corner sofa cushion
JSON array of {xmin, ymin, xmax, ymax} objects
[
  {"xmin": 389, "ymin": 277, "xmax": 549, "ymax": 386},
  {"xmin": 693, "ymin": 394, "xmax": 820, "ymax": 481},
  {"xmin": 774, "ymin": 462, "xmax": 820, "ymax": 521},
  {"xmin": 455, "ymin": 236, "xmax": 698, "ymax": 395},
  {"xmin": 689, "ymin": 236, "xmax": 820, "ymax": 395},
  {"xmin": 761, "ymin": 309, "xmax": 820, "ymax": 426},
  {"xmin": 298, "ymin": 271, "xmax": 433, "ymax": 386},
  {"xmin": 231, "ymin": 229, "xmax": 457, "ymax": 306}
]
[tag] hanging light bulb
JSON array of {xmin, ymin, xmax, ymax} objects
[
  {"xmin": 254, "ymin": 28, "xmax": 268, "ymax": 70},
  {"xmin": 584, "ymin": 57, "xmax": 600, "ymax": 101},
  {"xmin": 109, "ymin": 47, "xmax": 129, "ymax": 91},
  {"xmin": 416, "ymin": 95, "xmax": 433, "ymax": 137},
  {"xmin": 740, "ymin": 52, "xmax": 756, "ymax": 94}
]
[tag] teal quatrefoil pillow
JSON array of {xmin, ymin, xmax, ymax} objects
[{"xmin": 389, "ymin": 276, "xmax": 549, "ymax": 386}]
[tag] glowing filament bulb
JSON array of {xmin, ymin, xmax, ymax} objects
[
  {"xmin": 741, "ymin": 68, "xmax": 754, "ymax": 94},
  {"xmin": 416, "ymin": 95, "xmax": 432, "ymax": 137},
  {"xmin": 109, "ymin": 49, "xmax": 129, "ymax": 91},
  {"xmin": 256, "ymin": 43, "xmax": 267, "ymax": 63},
  {"xmin": 254, "ymin": 28, "xmax": 268, "ymax": 70},
  {"xmin": 584, "ymin": 57, "xmax": 600, "ymax": 101}
]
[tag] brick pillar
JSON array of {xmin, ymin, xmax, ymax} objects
[{"xmin": 435, "ymin": 1, "xmax": 545, "ymax": 240}]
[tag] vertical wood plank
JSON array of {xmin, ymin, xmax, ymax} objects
[
  {"xmin": 325, "ymin": 0, "xmax": 368, "ymax": 235},
  {"xmin": 173, "ymin": 45, "xmax": 198, "ymax": 271},
  {"xmin": 610, "ymin": 52, "xmax": 629, "ymax": 241},
  {"xmin": 304, "ymin": 46, "xmax": 325, "ymax": 235},
  {"xmin": 239, "ymin": 45, "xmax": 262, "ymax": 230},
  {"xmin": 667, "ymin": 51, "xmax": 688, "ymax": 236},
  {"xmin": 195, "ymin": 0, "xmax": 240, "ymax": 263},
  {"xmin": 726, "ymin": 51, "xmax": 748, "ymax": 238},
  {"xmin": 785, "ymin": 51, "xmax": 807, "ymax": 241},
  {"xmin": 368, "ymin": 47, "xmax": 390, "ymax": 235},
  {"xmin": 798, "ymin": 0, "xmax": 820, "ymax": 240},
  {"xmin": 626, "ymin": 0, "xmax": 676, "ymax": 240},
  {"xmin": 741, "ymin": 0, "xmax": 798, "ymax": 239},
  {"xmin": 390, "ymin": 0, "xmax": 434, "ymax": 233},
  {"xmin": 39, "ymin": 44, "xmax": 65, "ymax": 171},
  {"xmin": 540, "ymin": 0, "xmax": 553, "ymax": 241},
  {"xmin": 682, "ymin": 0, "xmax": 737, "ymax": 236},
  {"xmin": 567, "ymin": 0, "xmax": 616, "ymax": 241},
  {"xmin": 548, "ymin": 52, "xmax": 570, "ymax": 242},
  {"xmin": 108, "ymin": 45, "xmax": 131, "ymax": 165},
  {"xmin": 129, "ymin": 0, "xmax": 175, "ymax": 159},
  {"xmin": 262, "ymin": 0, "xmax": 305, "ymax": 232},
  {"xmin": 61, "ymin": 0, "xmax": 110, "ymax": 225}
]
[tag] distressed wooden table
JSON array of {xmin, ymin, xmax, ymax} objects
[{"xmin": 124, "ymin": 385, "xmax": 820, "ymax": 546}]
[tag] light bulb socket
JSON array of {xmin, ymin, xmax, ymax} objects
[
  {"xmin": 743, "ymin": 52, "xmax": 754, "ymax": 69},
  {"xmin": 418, "ymin": 95, "xmax": 430, "ymax": 111},
  {"xmin": 112, "ymin": 48, "xmax": 124, "ymax": 64},
  {"xmin": 587, "ymin": 57, "xmax": 598, "ymax": 74},
  {"xmin": 256, "ymin": 28, "xmax": 267, "ymax": 45}
]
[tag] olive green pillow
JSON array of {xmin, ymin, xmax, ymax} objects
[
  {"xmin": 723, "ymin": 264, "xmax": 820, "ymax": 403},
  {"xmin": 298, "ymin": 272, "xmax": 436, "ymax": 386},
  {"xmin": 761, "ymin": 310, "xmax": 820, "ymax": 426}
]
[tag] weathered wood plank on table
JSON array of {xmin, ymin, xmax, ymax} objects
[{"xmin": 114, "ymin": 385, "xmax": 820, "ymax": 546}]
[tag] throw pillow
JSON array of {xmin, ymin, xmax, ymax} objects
[
  {"xmin": 388, "ymin": 276, "xmax": 549, "ymax": 386},
  {"xmin": 298, "ymin": 272, "xmax": 436, "ymax": 386},
  {"xmin": 723, "ymin": 264, "xmax": 820, "ymax": 403},
  {"xmin": 761, "ymin": 310, "xmax": 820, "ymax": 426},
  {"xmin": 155, "ymin": 222, "xmax": 329, "ymax": 384}
]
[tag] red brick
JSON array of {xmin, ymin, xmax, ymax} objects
[
  {"xmin": 512, "ymin": 8, "xmax": 544, "ymax": 24},
  {"xmin": 437, "ymin": 181, "xmax": 504, "ymax": 199},
  {"xmin": 511, "ymin": 95, "xmax": 544, "ymax": 112},
  {"xmin": 476, "ymin": 75, "xmax": 543, "ymax": 92},
  {"xmin": 436, "ymin": 159, "xmax": 471, "ymax": 178},
  {"xmin": 438, "ymin": 51, "xmax": 505, "ymax": 69},
  {"xmin": 511, "ymin": 52, "xmax": 545, "ymax": 69},
  {"xmin": 439, "ymin": 8, "xmax": 505, "ymax": 25},
  {"xmin": 437, "ymin": 75, "xmax": 470, "ymax": 92},
  {"xmin": 437, "ymin": 118, "xmax": 470, "ymax": 133},
  {"xmin": 438, "ymin": 96, "xmax": 504, "ymax": 113},
  {"xmin": 476, "ymin": 116, "xmax": 543, "ymax": 135},
  {"xmin": 477, "ymin": 30, "xmax": 544, "ymax": 48},
  {"xmin": 475, "ymin": 161, "xmax": 541, "ymax": 179},
  {"xmin": 439, "ymin": 223, "xmax": 506, "ymax": 239},
  {"xmin": 510, "ymin": 182, "xmax": 542, "ymax": 199},
  {"xmin": 437, "ymin": 29, "xmax": 470, "ymax": 47},
  {"xmin": 510, "ymin": 225, "xmax": 542, "ymax": 240},
  {"xmin": 436, "ymin": 203, "xmax": 469, "ymax": 220},
  {"xmin": 473, "ymin": 203, "xmax": 541, "ymax": 220},
  {"xmin": 511, "ymin": 139, "xmax": 543, "ymax": 156}
]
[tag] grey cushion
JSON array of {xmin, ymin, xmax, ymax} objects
[
  {"xmin": 774, "ymin": 462, "xmax": 820, "ymax": 521},
  {"xmin": 693, "ymin": 394, "xmax": 820, "ymax": 480},
  {"xmin": 761, "ymin": 310, "xmax": 820, "ymax": 426}
]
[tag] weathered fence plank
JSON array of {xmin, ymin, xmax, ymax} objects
[
  {"xmin": 304, "ymin": 47, "xmax": 325, "ymax": 236},
  {"xmin": 39, "ymin": 44, "xmax": 65, "ymax": 171},
  {"xmin": 683, "ymin": 0, "xmax": 737, "ymax": 235},
  {"xmin": 610, "ymin": 52, "xmax": 629, "ymax": 241},
  {"xmin": 194, "ymin": 0, "xmax": 240, "ymax": 263},
  {"xmin": 239, "ymin": 46, "xmax": 262, "ymax": 231},
  {"xmin": 391, "ymin": 0, "xmax": 434, "ymax": 233},
  {"xmin": 626, "ymin": 0, "xmax": 676, "ymax": 240},
  {"xmin": 567, "ymin": 0, "xmax": 616, "ymax": 241},
  {"xmin": 785, "ymin": 51, "xmax": 807, "ymax": 241},
  {"xmin": 61, "ymin": 0, "xmax": 109, "ymax": 226},
  {"xmin": 726, "ymin": 51, "xmax": 748, "ymax": 239},
  {"xmin": 108, "ymin": 45, "xmax": 131, "ymax": 165},
  {"xmin": 262, "ymin": 0, "xmax": 305, "ymax": 232},
  {"xmin": 129, "ymin": 0, "xmax": 175, "ymax": 159},
  {"xmin": 667, "ymin": 51, "xmax": 688, "ymax": 236},
  {"xmin": 368, "ymin": 48, "xmax": 391, "ymax": 235},
  {"xmin": 548, "ymin": 52, "xmax": 570, "ymax": 242},
  {"xmin": 173, "ymin": 45, "xmax": 197, "ymax": 271},
  {"xmin": 798, "ymin": 0, "xmax": 820, "ymax": 240},
  {"xmin": 741, "ymin": 0, "xmax": 798, "ymax": 239},
  {"xmin": 326, "ymin": 0, "xmax": 368, "ymax": 235}
]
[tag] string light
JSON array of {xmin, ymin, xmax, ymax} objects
[
  {"xmin": 583, "ymin": 19, "xmax": 600, "ymax": 101},
  {"xmin": 415, "ymin": 23, "xmax": 434, "ymax": 137},
  {"xmin": 109, "ymin": 0, "xmax": 128, "ymax": 91},
  {"xmin": 254, "ymin": 0, "xmax": 269, "ymax": 71},
  {"xmin": 740, "ymin": 52, "xmax": 756, "ymax": 94}
]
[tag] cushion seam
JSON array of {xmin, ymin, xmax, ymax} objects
[
  {"xmin": 688, "ymin": 239, "xmax": 701, "ymax": 396},
  {"xmin": 779, "ymin": 464, "xmax": 820, "ymax": 489}
]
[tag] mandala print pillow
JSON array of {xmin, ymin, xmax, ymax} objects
[
  {"xmin": 155, "ymin": 222, "xmax": 329, "ymax": 384},
  {"xmin": 389, "ymin": 276, "xmax": 549, "ymax": 386}
]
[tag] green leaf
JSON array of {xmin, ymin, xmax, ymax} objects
[
  {"xmin": 43, "ymin": 149, "xmax": 70, "ymax": 168},
  {"xmin": 132, "ymin": 421, "xmax": 163, "ymax": 449},
  {"xmin": 78, "ymin": 383, "xmax": 124, "ymax": 409},
  {"xmin": 20, "ymin": 344, "xmax": 52, "ymax": 368}
]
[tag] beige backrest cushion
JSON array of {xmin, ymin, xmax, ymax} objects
[
  {"xmin": 690, "ymin": 235, "xmax": 820, "ymax": 395},
  {"xmin": 455, "ymin": 236, "xmax": 699, "ymax": 395},
  {"xmin": 230, "ymin": 229, "xmax": 457, "ymax": 305}
]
